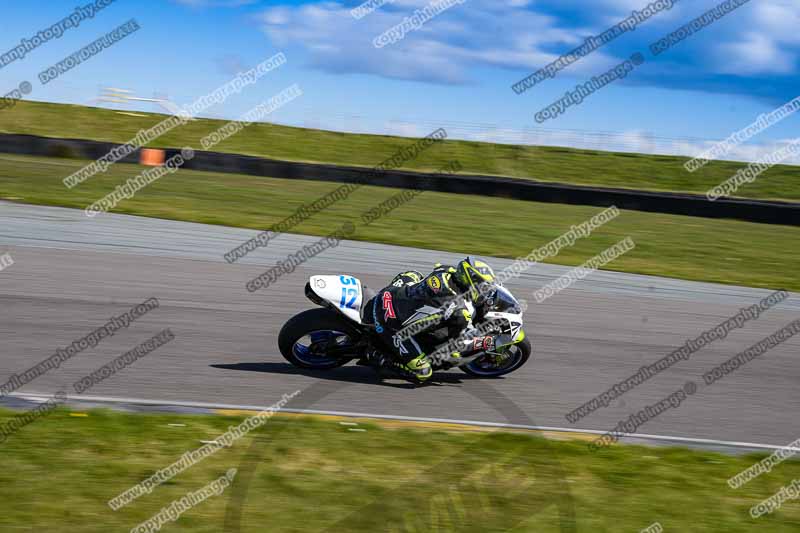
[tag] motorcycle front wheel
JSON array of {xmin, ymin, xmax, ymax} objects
[
  {"xmin": 459, "ymin": 336, "xmax": 531, "ymax": 378},
  {"xmin": 278, "ymin": 308, "xmax": 359, "ymax": 369}
]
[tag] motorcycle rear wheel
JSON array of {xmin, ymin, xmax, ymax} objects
[{"xmin": 278, "ymin": 308, "xmax": 358, "ymax": 369}]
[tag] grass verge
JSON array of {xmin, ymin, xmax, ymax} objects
[
  {"xmin": 1, "ymin": 154, "xmax": 798, "ymax": 292},
  {"xmin": 3, "ymin": 100, "xmax": 800, "ymax": 201},
  {"xmin": 1, "ymin": 406, "xmax": 799, "ymax": 532}
]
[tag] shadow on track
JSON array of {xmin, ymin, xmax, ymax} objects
[{"xmin": 210, "ymin": 361, "xmax": 485, "ymax": 388}]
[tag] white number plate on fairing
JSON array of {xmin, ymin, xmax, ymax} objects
[{"xmin": 309, "ymin": 275, "xmax": 363, "ymax": 323}]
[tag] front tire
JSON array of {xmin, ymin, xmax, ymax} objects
[
  {"xmin": 460, "ymin": 336, "xmax": 531, "ymax": 378},
  {"xmin": 278, "ymin": 308, "xmax": 359, "ymax": 369}
]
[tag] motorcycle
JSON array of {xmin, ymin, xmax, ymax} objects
[{"xmin": 278, "ymin": 274, "xmax": 531, "ymax": 378}]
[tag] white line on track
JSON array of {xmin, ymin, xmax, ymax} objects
[{"xmin": 10, "ymin": 391, "xmax": 800, "ymax": 454}]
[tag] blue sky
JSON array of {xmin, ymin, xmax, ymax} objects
[{"xmin": 1, "ymin": 0, "xmax": 798, "ymax": 161}]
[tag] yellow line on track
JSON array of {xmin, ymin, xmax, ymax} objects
[{"xmin": 212, "ymin": 409, "xmax": 597, "ymax": 442}]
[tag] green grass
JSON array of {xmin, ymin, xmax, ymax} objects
[
  {"xmin": 3, "ymin": 100, "xmax": 800, "ymax": 201},
  {"xmin": 1, "ymin": 407, "xmax": 799, "ymax": 532},
  {"xmin": 1, "ymin": 153, "xmax": 798, "ymax": 292}
]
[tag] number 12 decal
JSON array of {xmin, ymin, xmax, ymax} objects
[{"xmin": 339, "ymin": 276, "xmax": 359, "ymax": 310}]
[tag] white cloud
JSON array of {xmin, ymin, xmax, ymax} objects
[
  {"xmin": 716, "ymin": 33, "xmax": 794, "ymax": 75},
  {"xmin": 750, "ymin": 0, "xmax": 800, "ymax": 43},
  {"xmin": 173, "ymin": 0, "xmax": 257, "ymax": 7},
  {"xmin": 257, "ymin": 0, "xmax": 622, "ymax": 85},
  {"xmin": 713, "ymin": 0, "xmax": 798, "ymax": 75},
  {"xmin": 452, "ymin": 127, "xmax": 800, "ymax": 165}
]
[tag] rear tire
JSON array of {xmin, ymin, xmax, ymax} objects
[
  {"xmin": 278, "ymin": 308, "xmax": 359, "ymax": 369},
  {"xmin": 460, "ymin": 336, "xmax": 531, "ymax": 378}
]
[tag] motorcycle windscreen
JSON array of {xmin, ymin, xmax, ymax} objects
[{"xmin": 489, "ymin": 285, "xmax": 523, "ymax": 314}]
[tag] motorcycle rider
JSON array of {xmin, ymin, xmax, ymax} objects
[{"xmin": 363, "ymin": 256, "xmax": 499, "ymax": 383}]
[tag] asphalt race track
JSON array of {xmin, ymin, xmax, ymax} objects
[{"xmin": 1, "ymin": 201, "xmax": 798, "ymax": 448}]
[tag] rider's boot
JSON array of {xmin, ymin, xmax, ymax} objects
[{"xmin": 371, "ymin": 353, "xmax": 432, "ymax": 383}]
